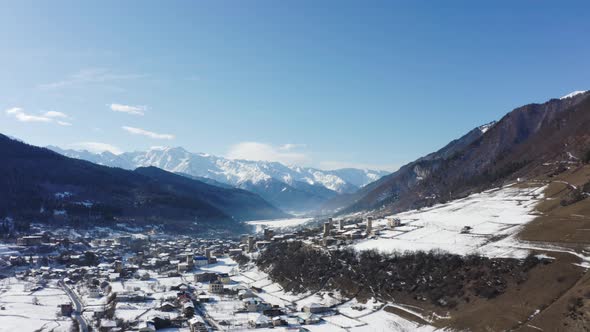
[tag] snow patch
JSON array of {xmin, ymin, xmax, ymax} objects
[{"xmin": 560, "ymin": 90, "xmax": 587, "ymax": 100}]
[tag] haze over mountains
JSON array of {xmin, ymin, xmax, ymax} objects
[{"xmin": 47, "ymin": 146, "xmax": 389, "ymax": 213}]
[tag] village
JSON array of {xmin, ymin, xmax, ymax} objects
[
  {"xmin": 0, "ymin": 214, "xmax": 431, "ymax": 332},
  {"xmin": 0, "ymin": 184, "xmax": 560, "ymax": 332}
]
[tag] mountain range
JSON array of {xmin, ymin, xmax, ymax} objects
[
  {"xmin": 7, "ymin": 89, "xmax": 589, "ymax": 230},
  {"xmin": 0, "ymin": 134, "xmax": 288, "ymax": 232},
  {"xmin": 47, "ymin": 146, "xmax": 389, "ymax": 213}
]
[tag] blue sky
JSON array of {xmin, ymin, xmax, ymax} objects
[{"xmin": 1, "ymin": 1, "xmax": 589, "ymax": 171}]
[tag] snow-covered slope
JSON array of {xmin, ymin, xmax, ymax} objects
[
  {"xmin": 353, "ymin": 184, "xmax": 546, "ymax": 258},
  {"xmin": 560, "ymin": 90, "xmax": 587, "ymax": 100},
  {"xmin": 48, "ymin": 146, "xmax": 389, "ymax": 213}
]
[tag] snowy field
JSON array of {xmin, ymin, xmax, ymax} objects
[
  {"xmin": 0, "ymin": 278, "xmax": 74, "ymax": 332},
  {"xmin": 247, "ymin": 217, "xmax": 315, "ymax": 232},
  {"xmin": 353, "ymin": 185, "xmax": 546, "ymax": 258}
]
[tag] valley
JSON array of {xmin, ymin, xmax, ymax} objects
[
  {"xmin": 2, "ymin": 85, "xmax": 590, "ymax": 331},
  {"xmin": 3, "ymin": 3, "xmax": 590, "ymax": 331}
]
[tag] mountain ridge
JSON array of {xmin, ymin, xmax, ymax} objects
[
  {"xmin": 0, "ymin": 134, "xmax": 288, "ymax": 232},
  {"xmin": 340, "ymin": 90, "xmax": 590, "ymax": 214},
  {"xmin": 47, "ymin": 145, "xmax": 389, "ymax": 213}
]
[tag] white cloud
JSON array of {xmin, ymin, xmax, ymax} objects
[
  {"xmin": 69, "ymin": 142, "xmax": 123, "ymax": 155},
  {"xmin": 109, "ymin": 103, "xmax": 146, "ymax": 115},
  {"xmin": 43, "ymin": 110, "xmax": 68, "ymax": 118},
  {"xmin": 226, "ymin": 142, "xmax": 310, "ymax": 165},
  {"xmin": 122, "ymin": 126, "xmax": 175, "ymax": 140},
  {"xmin": 5, "ymin": 107, "xmax": 72, "ymax": 126},
  {"xmin": 39, "ymin": 68, "xmax": 145, "ymax": 89},
  {"xmin": 279, "ymin": 143, "xmax": 307, "ymax": 151},
  {"xmin": 5, "ymin": 107, "xmax": 51, "ymax": 123}
]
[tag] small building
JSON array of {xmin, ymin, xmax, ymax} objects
[
  {"xmin": 159, "ymin": 302, "xmax": 176, "ymax": 312},
  {"xmin": 298, "ymin": 312, "xmax": 320, "ymax": 325},
  {"xmin": 178, "ymin": 262, "xmax": 191, "ymax": 273},
  {"xmin": 183, "ymin": 301, "xmax": 195, "ymax": 317},
  {"xmin": 197, "ymin": 295, "xmax": 211, "ymax": 303},
  {"xmin": 228, "ymin": 248, "xmax": 243, "ymax": 256},
  {"xmin": 263, "ymin": 307, "xmax": 285, "ymax": 317},
  {"xmin": 194, "ymin": 272, "xmax": 217, "ymax": 283},
  {"xmin": 344, "ymin": 230, "xmax": 363, "ymax": 240},
  {"xmin": 59, "ymin": 303, "xmax": 73, "ymax": 316},
  {"xmin": 272, "ymin": 316, "xmax": 288, "ymax": 327},
  {"xmin": 208, "ymin": 281, "xmax": 224, "ymax": 294},
  {"xmin": 238, "ymin": 289, "xmax": 256, "ymax": 300},
  {"xmin": 255, "ymin": 241, "xmax": 271, "ymax": 249},
  {"xmin": 243, "ymin": 298, "xmax": 271, "ymax": 312},
  {"xmin": 247, "ymin": 236, "xmax": 255, "ymax": 253},
  {"xmin": 303, "ymin": 303, "xmax": 329, "ymax": 314},
  {"xmin": 87, "ymin": 287, "xmax": 101, "ymax": 298},
  {"xmin": 16, "ymin": 236, "xmax": 43, "ymax": 246},
  {"xmin": 249, "ymin": 314, "xmax": 272, "ymax": 328},
  {"xmin": 386, "ymin": 216, "xmax": 401, "ymax": 228},
  {"xmin": 194, "ymin": 256, "xmax": 208, "ymax": 267},
  {"xmin": 217, "ymin": 273, "xmax": 231, "ymax": 284},
  {"xmin": 99, "ymin": 319, "xmax": 117, "ymax": 332},
  {"xmin": 263, "ymin": 228, "xmax": 275, "ymax": 241},
  {"xmin": 138, "ymin": 321, "xmax": 156, "ymax": 332},
  {"xmin": 189, "ymin": 316, "xmax": 208, "ymax": 332},
  {"xmin": 366, "ymin": 217, "xmax": 373, "ymax": 234}
]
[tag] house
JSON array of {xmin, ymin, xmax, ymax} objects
[
  {"xmin": 178, "ymin": 262, "xmax": 191, "ymax": 273},
  {"xmin": 16, "ymin": 235, "xmax": 43, "ymax": 246},
  {"xmin": 208, "ymin": 281, "xmax": 224, "ymax": 294},
  {"xmin": 217, "ymin": 273, "xmax": 231, "ymax": 284},
  {"xmin": 99, "ymin": 319, "xmax": 117, "ymax": 332},
  {"xmin": 238, "ymin": 289, "xmax": 256, "ymax": 300},
  {"xmin": 171, "ymin": 283, "xmax": 190, "ymax": 291},
  {"xmin": 194, "ymin": 256, "xmax": 208, "ymax": 267},
  {"xmin": 59, "ymin": 303, "xmax": 73, "ymax": 316},
  {"xmin": 298, "ymin": 312, "xmax": 320, "ymax": 325},
  {"xmin": 243, "ymin": 298, "xmax": 271, "ymax": 312},
  {"xmin": 194, "ymin": 272, "xmax": 217, "ymax": 283},
  {"xmin": 386, "ymin": 216, "xmax": 402, "ymax": 228},
  {"xmin": 189, "ymin": 316, "xmax": 208, "ymax": 332},
  {"xmin": 183, "ymin": 301, "xmax": 195, "ymax": 317},
  {"xmin": 303, "ymin": 303, "xmax": 329, "ymax": 314},
  {"xmin": 159, "ymin": 302, "xmax": 176, "ymax": 312},
  {"xmin": 263, "ymin": 307, "xmax": 285, "ymax": 317},
  {"xmin": 272, "ymin": 316, "xmax": 288, "ymax": 327},
  {"xmin": 344, "ymin": 230, "xmax": 363, "ymax": 240},
  {"xmin": 228, "ymin": 248, "xmax": 243, "ymax": 256},
  {"xmin": 138, "ymin": 321, "xmax": 156, "ymax": 332},
  {"xmin": 249, "ymin": 314, "xmax": 272, "ymax": 328},
  {"xmin": 87, "ymin": 287, "xmax": 101, "ymax": 298},
  {"xmin": 255, "ymin": 241, "xmax": 271, "ymax": 249},
  {"xmin": 197, "ymin": 295, "xmax": 211, "ymax": 303}
]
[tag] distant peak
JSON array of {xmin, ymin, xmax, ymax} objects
[
  {"xmin": 148, "ymin": 146, "xmax": 189, "ymax": 154},
  {"xmin": 148, "ymin": 146, "xmax": 171, "ymax": 151},
  {"xmin": 560, "ymin": 90, "xmax": 588, "ymax": 100},
  {"xmin": 478, "ymin": 121, "xmax": 496, "ymax": 134}
]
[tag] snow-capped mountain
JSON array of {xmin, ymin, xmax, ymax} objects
[
  {"xmin": 47, "ymin": 146, "xmax": 389, "ymax": 213},
  {"xmin": 560, "ymin": 90, "xmax": 587, "ymax": 100}
]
